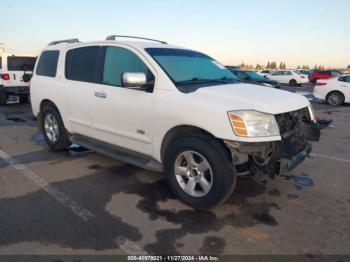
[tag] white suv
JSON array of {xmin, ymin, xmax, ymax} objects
[
  {"xmin": 31, "ymin": 36, "xmax": 320, "ymax": 208},
  {"xmin": 0, "ymin": 52, "xmax": 36, "ymax": 104}
]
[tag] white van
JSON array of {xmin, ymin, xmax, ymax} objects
[
  {"xmin": 0, "ymin": 52, "xmax": 36, "ymax": 104},
  {"xmin": 30, "ymin": 36, "xmax": 321, "ymax": 208}
]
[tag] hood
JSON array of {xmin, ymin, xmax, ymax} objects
[{"xmin": 192, "ymin": 83, "xmax": 310, "ymax": 115}]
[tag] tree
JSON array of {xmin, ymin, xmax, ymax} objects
[
  {"xmin": 297, "ymin": 65, "xmax": 301, "ymax": 69},
  {"xmin": 266, "ymin": 61, "xmax": 270, "ymax": 69},
  {"xmin": 347, "ymin": 65, "xmax": 350, "ymax": 69},
  {"xmin": 270, "ymin": 62, "xmax": 277, "ymax": 69}
]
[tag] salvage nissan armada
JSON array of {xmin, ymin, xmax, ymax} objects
[{"xmin": 30, "ymin": 36, "xmax": 320, "ymax": 208}]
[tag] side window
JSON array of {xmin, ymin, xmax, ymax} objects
[
  {"xmin": 36, "ymin": 51, "xmax": 59, "ymax": 77},
  {"xmin": 346, "ymin": 76, "xmax": 350, "ymax": 83},
  {"xmin": 272, "ymin": 71, "xmax": 281, "ymax": 76},
  {"xmin": 102, "ymin": 46, "xmax": 151, "ymax": 87},
  {"xmin": 331, "ymin": 71, "xmax": 340, "ymax": 76},
  {"xmin": 284, "ymin": 71, "xmax": 292, "ymax": 76},
  {"xmin": 65, "ymin": 46, "xmax": 100, "ymax": 83}
]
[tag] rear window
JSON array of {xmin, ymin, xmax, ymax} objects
[
  {"xmin": 7, "ymin": 56, "xmax": 36, "ymax": 71},
  {"xmin": 65, "ymin": 46, "xmax": 100, "ymax": 83},
  {"xmin": 36, "ymin": 51, "xmax": 59, "ymax": 77}
]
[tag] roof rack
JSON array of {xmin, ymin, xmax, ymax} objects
[
  {"xmin": 106, "ymin": 35, "xmax": 167, "ymax": 44},
  {"xmin": 48, "ymin": 38, "xmax": 80, "ymax": 46}
]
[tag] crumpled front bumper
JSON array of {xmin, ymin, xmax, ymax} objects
[
  {"xmin": 225, "ymin": 120, "xmax": 321, "ymax": 176},
  {"xmin": 276, "ymin": 121, "xmax": 321, "ymax": 175}
]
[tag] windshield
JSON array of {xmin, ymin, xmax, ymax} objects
[
  {"xmin": 145, "ymin": 48, "xmax": 238, "ymax": 86},
  {"xmin": 245, "ymin": 71, "xmax": 267, "ymax": 80}
]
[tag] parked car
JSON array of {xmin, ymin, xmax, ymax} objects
[
  {"xmin": 309, "ymin": 70, "xmax": 342, "ymax": 84},
  {"xmin": 267, "ymin": 70, "xmax": 309, "ymax": 86},
  {"xmin": 257, "ymin": 69, "xmax": 275, "ymax": 77},
  {"xmin": 31, "ymin": 36, "xmax": 320, "ymax": 209},
  {"xmin": 229, "ymin": 69, "xmax": 280, "ymax": 88},
  {"xmin": 0, "ymin": 52, "xmax": 36, "ymax": 105},
  {"xmin": 314, "ymin": 75, "xmax": 350, "ymax": 106}
]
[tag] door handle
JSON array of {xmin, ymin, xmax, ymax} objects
[{"xmin": 95, "ymin": 92, "xmax": 107, "ymax": 99}]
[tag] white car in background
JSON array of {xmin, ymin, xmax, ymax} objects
[
  {"xmin": 314, "ymin": 75, "xmax": 350, "ymax": 106},
  {"xmin": 257, "ymin": 69, "xmax": 275, "ymax": 77},
  {"xmin": 267, "ymin": 70, "xmax": 309, "ymax": 86}
]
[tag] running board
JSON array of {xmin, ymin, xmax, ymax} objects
[{"xmin": 69, "ymin": 135, "xmax": 163, "ymax": 172}]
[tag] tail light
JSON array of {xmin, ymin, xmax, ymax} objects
[
  {"xmin": 0, "ymin": 73, "xmax": 10, "ymax": 81},
  {"xmin": 301, "ymin": 76, "xmax": 305, "ymax": 79},
  {"xmin": 316, "ymin": 82, "xmax": 327, "ymax": 86}
]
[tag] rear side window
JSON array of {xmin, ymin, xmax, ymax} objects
[
  {"xmin": 36, "ymin": 51, "xmax": 59, "ymax": 77},
  {"xmin": 65, "ymin": 46, "xmax": 100, "ymax": 83},
  {"xmin": 7, "ymin": 56, "xmax": 36, "ymax": 71},
  {"xmin": 103, "ymin": 46, "xmax": 150, "ymax": 87}
]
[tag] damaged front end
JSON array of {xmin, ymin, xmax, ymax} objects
[{"xmin": 225, "ymin": 107, "xmax": 321, "ymax": 176}]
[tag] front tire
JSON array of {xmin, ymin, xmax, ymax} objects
[
  {"xmin": 326, "ymin": 91, "xmax": 345, "ymax": 106},
  {"xmin": 41, "ymin": 105, "xmax": 71, "ymax": 150},
  {"xmin": 164, "ymin": 135, "xmax": 236, "ymax": 209}
]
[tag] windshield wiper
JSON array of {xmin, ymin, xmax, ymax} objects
[{"xmin": 177, "ymin": 77, "xmax": 236, "ymax": 85}]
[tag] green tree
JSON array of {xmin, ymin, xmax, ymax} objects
[{"xmin": 266, "ymin": 61, "xmax": 270, "ymax": 69}]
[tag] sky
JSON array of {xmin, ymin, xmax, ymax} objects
[{"xmin": 1, "ymin": 0, "xmax": 349, "ymax": 68}]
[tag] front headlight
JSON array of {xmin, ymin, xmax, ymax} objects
[{"xmin": 228, "ymin": 110, "xmax": 280, "ymax": 137}]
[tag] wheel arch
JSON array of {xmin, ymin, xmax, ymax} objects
[
  {"xmin": 160, "ymin": 125, "xmax": 232, "ymax": 163},
  {"xmin": 326, "ymin": 90, "xmax": 346, "ymax": 103}
]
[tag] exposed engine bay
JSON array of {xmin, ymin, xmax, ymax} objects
[{"xmin": 226, "ymin": 107, "xmax": 321, "ymax": 177}]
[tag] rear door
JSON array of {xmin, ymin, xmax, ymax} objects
[
  {"xmin": 90, "ymin": 45, "xmax": 156, "ymax": 155},
  {"xmin": 6, "ymin": 56, "xmax": 36, "ymax": 87},
  {"xmin": 64, "ymin": 46, "xmax": 100, "ymax": 137}
]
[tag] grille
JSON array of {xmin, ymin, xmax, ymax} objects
[{"xmin": 275, "ymin": 107, "xmax": 311, "ymax": 158}]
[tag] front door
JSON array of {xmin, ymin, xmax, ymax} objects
[{"xmin": 91, "ymin": 46, "xmax": 155, "ymax": 156}]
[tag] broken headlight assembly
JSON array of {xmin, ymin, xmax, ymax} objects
[{"xmin": 228, "ymin": 110, "xmax": 280, "ymax": 137}]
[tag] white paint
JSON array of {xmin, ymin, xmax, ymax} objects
[
  {"xmin": 0, "ymin": 149, "xmax": 95, "ymax": 222},
  {"xmin": 313, "ymin": 75, "xmax": 350, "ymax": 103},
  {"xmin": 311, "ymin": 153, "xmax": 350, "ymax": 164}
]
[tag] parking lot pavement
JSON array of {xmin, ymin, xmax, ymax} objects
[{"xmin": 0, "ymin": 100, "xmax": 349, "ymax": 256}]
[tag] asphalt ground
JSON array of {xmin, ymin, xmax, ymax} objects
[{"xmin": 0, "ymin": 85, "xmax": 349, "ymax": 256}]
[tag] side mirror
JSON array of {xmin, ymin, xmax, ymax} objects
[{"xmin": 122, "ymin": 72, "xmax": 147, "ymax": 89}]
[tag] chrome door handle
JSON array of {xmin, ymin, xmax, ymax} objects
[{"xmin": 95, "ymin": 92, "xmax": 107, "ymax": 98}]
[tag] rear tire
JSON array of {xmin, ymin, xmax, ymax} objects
[
  {"xmin": 326, "ymin": 91, "xmax": 345, "ymax": 106},
  {"xmin": 164, "ymin": 134, "xmax": 236, "ymax": 209},
  {"xmin": 289, "ymin": 79, "xmax": 297, "ymax": 86},
  {"xmin": 0, "ymin": 92, "xmax": 7, "ymax": 105},
  {"xmin": 41, "ymin": 105, "xmax": 71, "ymax": 150}
]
